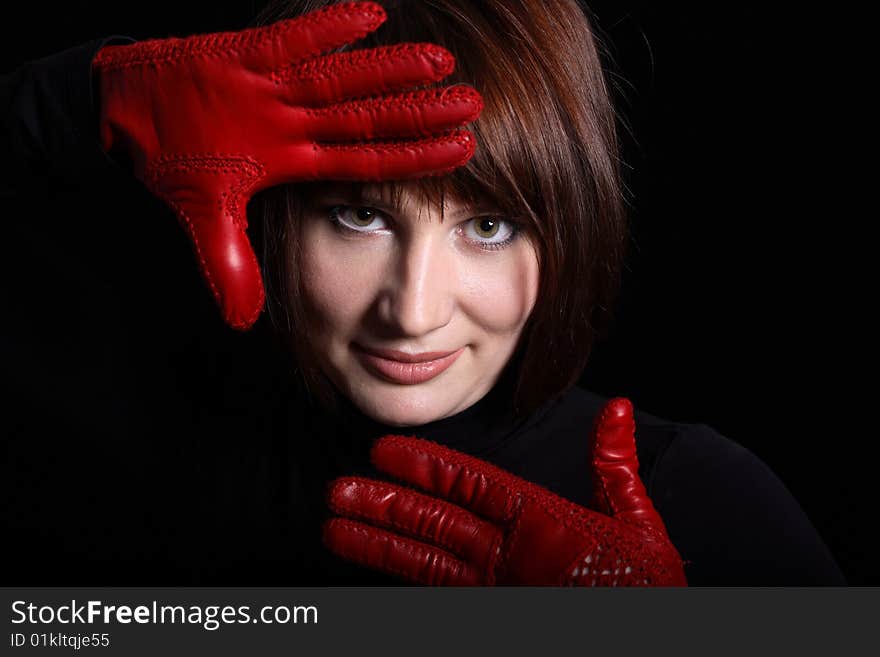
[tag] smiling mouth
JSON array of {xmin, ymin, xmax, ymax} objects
[{"xmin": 352, "ymin": 344, "xmax": 465, "ymax": 385}]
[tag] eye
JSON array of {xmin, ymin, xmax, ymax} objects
[
  {"xmin": 462, "ymin": 216, "xmax": 519, "ymax": 250},
  {"xmin": 329, "ymin": 205, "xmax": 389, "ymax": 233}
]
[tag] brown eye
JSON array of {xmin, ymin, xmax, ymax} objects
[
  {"xmin": 329, "ymin": 205, "xmax": 389, "ymax": 233},
  {"xmin": 353, "ymin": 207, "xmax": 375, "ymax": 226},
  {"xmin": 462, "ymin": 216, "xmax": 519, "ymax": 251},
  {"xmin": 472, "ymin": 218, "xmax": 500, "ymax": 238}
]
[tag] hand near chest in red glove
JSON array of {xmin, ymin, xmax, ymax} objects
[
  {"xmin": 92, "ymin": 1, "xmax": 481, "ymax": 329},
  {"xmin": 323, "ymin": 398, "xmax": 687, "ymax": 586}
]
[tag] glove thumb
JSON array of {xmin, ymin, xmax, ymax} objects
[
  {"xmin": 589, "ymin": 397, "xmax": 667, "ymax": 536},
  {"xmin": 146, "ymin": 156, "xmax": 266, "ymax": 330}
]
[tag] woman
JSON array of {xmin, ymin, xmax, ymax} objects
[
  {"xmin": 252, "ymin": 0, "xmax": 685, "ymax": 585},
  {"xmin": 1, "ymin": 1, "xmax": 844, "ymax": 585}
]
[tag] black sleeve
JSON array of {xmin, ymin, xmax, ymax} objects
[
  {"xmin": 650, "ymin": 424, "xmax": 846, "ymax": 585},
  {"xmin": 0, "ymin": 36, "xmax": 132, "ymax": 196},
  {"xmin": 1, "ymin": 38, "xmax": 284, "ymax": 584}
]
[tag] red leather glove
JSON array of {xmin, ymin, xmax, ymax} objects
[
  {"xmin": 323, "ymin": 398, "xmax": 688, "ymax": 586},
  {"xmin": 92, "ymin": 1, "xmax": 482, "ymax": 329}
]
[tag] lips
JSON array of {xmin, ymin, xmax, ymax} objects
[{"xmin": 353, "ymin": 344, "xmax": 465, "ymax": 385}]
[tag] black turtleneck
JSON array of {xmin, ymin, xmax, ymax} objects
[{"xmin": 283, "ymin": 381, "xmax": 846, "ymax": 586}]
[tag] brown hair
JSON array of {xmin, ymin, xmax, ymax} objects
[{"xmin": 252, "ymin": 0, "xmax": 627, "ymax": 420}]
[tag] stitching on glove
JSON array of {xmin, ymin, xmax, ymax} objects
[
  {"xmin": 145, "ymin": 154, "xmax": 266, "ymax": 329},
  {"xmin": 160, "ymin": 192, "xmax": 265, "ymax": 330},
  {"xmin": 273, "ymin": 43, "xmax": 453, "ymax": 87},
  {"xmin": 327, "ymin": 477, "xmax": 491, "ymax": 561},
  {"xmin": 327, "ymin": 521, "xmax": 424, "ymax": 583},
  {"xmin": 563, "ymin": 545, "xmax": 613, "ymax": 586},
  {"xmin": 147, "ymin": 153, "xmax": 265, "ymax": 231},
  {"xmin": 565, "ymin": 538, "xmax": 683, "ymax": 586},
  {"xmin": 317, "ymin": 132, "xmax": 476, "ymax": 180},
  {"xmin": 378, "ymin": 436, "xmax": 522, "ymax": 523},
  {"xmin": 94, "ymin": 4, "xmax": 384, "ymax": 71},
  {"xmin": 379, "ymin": 435, "xmax": 592, "ymax": 532},
  {"xmin": 483, "ymin": 531, "xmax": 504, "ymax": 586},
  {"xmin": 494, "ymin": 496, "xmax": 526, "ymax": 583},
  {"xmin": 305, "ymin": 87, "xmax": 481, "ymax": 121},
  {"xmin": 327, "ymin": 519, "xmax": 467, "ymax": 585},
  {"xmin": 592, "ymin": 399, "xmax": 622, "ymax": 516},
  {"xmin": 159, "ymin": 194, "xmax": 222, "ymax": 314},
  {"xmin": 319, "ymin": 131, "xmax": 474, "ymax": 154}
]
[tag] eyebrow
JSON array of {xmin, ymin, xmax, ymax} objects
[{"xmin": 310, "ymin": 186, "xmax": 498, "ymax": 222}]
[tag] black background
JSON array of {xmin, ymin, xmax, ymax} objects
[{"xmin": 1, "ymin": 3, "xmax": 867, "ymax": 583}]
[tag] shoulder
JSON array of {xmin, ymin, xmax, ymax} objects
[
  {"xmin": 508, "ymin": 386, "xmax": 845, "ymax": 584},
  {"xmin": 521, "ymin": 385, "xmax": 746, "ymax": 495},
  {"xmin": 490, "ymin": 385, "xmax": 728, "ymax": 507}
]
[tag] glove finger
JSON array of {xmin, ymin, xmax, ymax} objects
[
  {"xmin": 590, "ymin": 398, "xmax": 668, "ymax": 535},
  {"xmin": 310, "ymin": 130, "xmax": 476, "ymax": 181},
  {"xmin": 278, "ymin": 43, "xmax": 454, "ymax": 107},
  {"xmin": 305, "ymin": 86, "xmax": 482, "ymax": 142},
  {"xmin": 178, "ymin": 206, "xmax": 265, "ymax": 330},
  {"xmin": 102, "ymin": 4, "xmax": 387, "ymax": 73},
  {"xmin": 323, "ymin": 518, "xmax": 483, "ymax": 585},
  {"xmin": 148, "ymin": 159, "xmax": 266, "ymax": 330},
  {"xmin": 370, "ymin": 435, "xmax": 540, "ymax": 526},
  {"xmin": 327, "ymin": 476, "xmax": 503, "ymax": 571},
  {"xmin": 243, "ymin": 2, "xmax": 387, "ymax": 71}
]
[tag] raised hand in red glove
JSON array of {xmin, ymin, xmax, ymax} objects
[
  {"xmin": 92, "ymin": 1, "xmax": 481, "ymax": 329},
  {"xmin": 323, "ymin": 398, "xmax": 687, "ymax": 586}
]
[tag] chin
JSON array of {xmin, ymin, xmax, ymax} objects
[{"xmin": 353, "ymin": 388, "xmax": 455, "ymax": 428}]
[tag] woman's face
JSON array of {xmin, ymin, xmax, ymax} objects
[{"xmin": 298, "ymin": 182, "xmax": 540, "ymax": 427}]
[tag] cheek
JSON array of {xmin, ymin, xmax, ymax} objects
[
  {"xmin": 299, "ymin": 229, "xmax": 382, "ymax": 335},
  {"xmin": 459, "ymin": 242, "xmax": 540, "ymax": 335}
]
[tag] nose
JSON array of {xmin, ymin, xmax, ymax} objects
[{"xmin": 378, "ymin": 234, "xmax": 455, "ymax": 337}]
